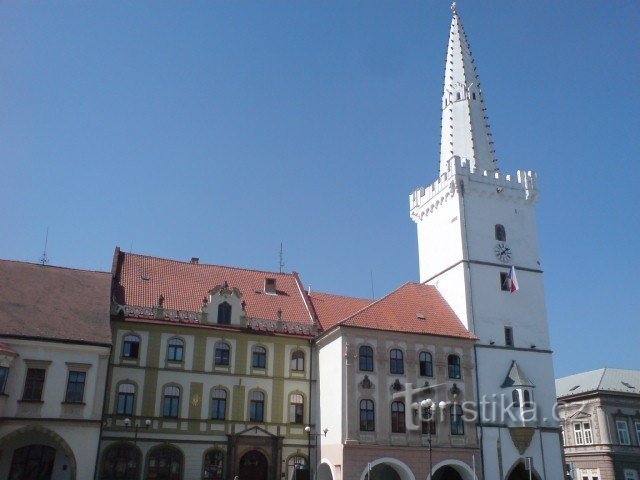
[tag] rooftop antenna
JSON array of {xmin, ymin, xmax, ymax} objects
[
  {"xmin": 279, "ymin": 242, "xmax": 285, "ymax": 273},
  {"xmin": 39, "ymin": 227, "xmax": 50, "ymax": 265},
  {"xmin": 370, "ymin": 271, "xmax": 375, "ymax": 300}
]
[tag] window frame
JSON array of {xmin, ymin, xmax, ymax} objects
[
  {"xmin": 358, "ymin": 345, "xmax": 374, "ymax": 372},
  {"xmin": 145, "ymin": 446, "xmax": 183, "ymax": 480},
  {"xmin": 359, "ymin": 399, "xmax": 375, "ymax": 432},
  {"xmin": 495, "ymin": 224, "xmax": 507, "ymax": 241},
  {"xmin": 419, "ymin": 351, "xmax": 433, "ymax": 377},
  {"xmin": 389, "ymin": 349, "xmax": 404, "ymax": 375},
  {"xmin": 290, "ymin": 350, "xmax": 305, "ymax": 372},
  {"xmin": 450, "ymin": 404, "xmax": 464, "ymax": 435},
  {"xmin": 116, "ymin": 382, "xmax": 136, "ymax": 415},
  {"xmin": 249, "ymin": 390, "xmax": 265, "ymax": 422},
  {"xmin": 166, "ymin": 337, "xmax": 185, "ymax": 362},
  {"xmin": 217, "ymin": 302, "xmax": 232, "ymax": 325},
  {"xmin": 122, "ymin": 334, "xmax": 141, "ymax": 359},
  {"xmin": 617, "ymin": 419, "xmax": 631, "ymax": 445},
  {"xmin": 289, "ymin": 393, "xmax": 304, "ymax": 424},
  {"xmin": 64, "ymin": 370, "xmax": 86, "ymax": 404},
  {"xmin": 421, "ymin": 405, "xmax": 436, "ymax": 435},
  {"xmin": 214, "ymin": 341, "xmax": 231, "ymax": 367},
  {"xmin": 391, "ymin": 401, "xmax": 406, "ymax": 433},
  {"xmin": 252, "ymin": 346, "xmax": 267, "ymax": 369},
  {"xmin": 162, "ymin": 385, "xmax": 181, "ymax": 419},
  {"xmin": 210, "ymin": 388, "xmax": 227, "ymax": 420},
  {"xmin": 504, "ymin": 326, "xmax": 514, "ymax": 347},
  {"xmin": 0, "ymin": 366, "xmax": 9, "ymax": 394},
  {"xmin": 22, "ymin": 367, "xmax": 46, "ymax": 401},
  {"xmin": 448, "ymin": 354, "xmax": 461, "ymax": 379},
  {"xmin": 203, "ymin": 449, "xmax": 225, "ymax": 480}
]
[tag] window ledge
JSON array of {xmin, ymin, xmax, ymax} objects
[
  {"xmin": 18, "ymin": 399, "xmax": 44, "ymax": 403},
  {"xmin": 61, "ymin": 401, "xmax": 86, "ymax": 406}
]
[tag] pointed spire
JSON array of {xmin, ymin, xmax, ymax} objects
[{"xmin": 439, "ymin": 4, "xmax": 498, "ymax": 174}]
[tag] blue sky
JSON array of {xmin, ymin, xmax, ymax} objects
[{"xmin": 1, "ymin": 1, "xmax": 637, "ymax": 377}]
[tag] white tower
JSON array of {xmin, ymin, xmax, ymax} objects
[{"xmin": 410, "ymin": 5, "xmax": 564, "ymax": 480}]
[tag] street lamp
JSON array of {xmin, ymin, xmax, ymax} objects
[
  {"xmin": 124, "ymin": 418, "xmax": 151, "ymax": 471},
  {"xmin": 420, "ymin": 399, "xmax": 447, "ymax": 479},
  {"xmin": 304, "ymin": 426, "xmax": 328, "ymax": 480}
]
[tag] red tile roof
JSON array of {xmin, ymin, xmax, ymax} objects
[
  {"xmin": 315, "ymin": 282, "xmax": 475, "ymax": 339},
  {"xmin": 113, "ymin": 250, "xmax": 315, "ymax": 325},
  {"xmin": 308, "ymin": 292, "xmax": 373, "ymax": 330},
  {"xmin": 0, "ymin": 260, "xmax": 112, "ymax": 345}
]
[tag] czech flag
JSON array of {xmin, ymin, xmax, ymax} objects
[{"xmin": 506, "ymin": 266, "xmax": 519, "ymax": 293}]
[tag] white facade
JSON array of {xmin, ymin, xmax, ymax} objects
[
  {"xmin": 410, "ymin": 7, "xmax": 564, "ymax": 480},
  {"xmin": 0, "ymin": 338, "xmax": 110, "ymax": 480}
]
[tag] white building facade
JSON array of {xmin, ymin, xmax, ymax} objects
[{"xmin": 409, "ymin": 6, "xmax": 564, "ymax": 480}]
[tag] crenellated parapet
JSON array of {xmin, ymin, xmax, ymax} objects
[{"xmin": 409, "ymin": 156, "xmax": 538, "ymax": 222}]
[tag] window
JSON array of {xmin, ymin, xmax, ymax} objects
[
  {"xmin": 574, "ymin": 423, "xmax": 584, "ymax": 445},
  {"xmin": 359, "ymin": 346, "xmax": 374, "ymax": 372},
  {"xmin": 391, "ymin": 401, "xmax": 406, "ymax": 433},
  {"xmin": 512, "ymin": 389, "xmax": 520, "ymax": 408},
  {"xmin": 214, "ymin": 342, "xmax": 230, "ymax": 366},
  {"xmin": 504, "ymin": 326, "xmax": 514, "ymax": 346},
  {"xmin": 450, "ymin": 404, "xmax": 464, "ymax": 435},
  {"xmin": 250, "ymin": 390, "xmax": 265, "ymax": 422},
  {"xmin": 100, "ymin": 443, "xmax": 141, "ymax": 480},
  {"xmin": 252, "ymin": 346, "xmax": 267, "ymax": 369},
  {"xmin": 495, "ymin": 224, "xmax": 506, "ymax": 241},
  {"xmin": 419, "ymin": 352, "xmax": 433, "ymax": 377},
  {"xmin": 291, "ymin": 350, "xmax": 305, "ymax": 372},
  {"xmin": 500, "ymin": 272, "xmax": 510, "ymax": 291},
  {"xmin": 203, "ymin": 450, "xmax": 225, "ymax": 480},
  {"xmin": 448, "ymin": 354, "xmax": 461, "ymax": 379},
  {"xmin": 472, "ymin": 92, "xmax": 477, "ymax": 100},
  {"xmin": 456, "ymin": 92, "xmax": 461, "ymax": 100},
  {"xmin": 421, "ymin": 406, "xmax": 436, "ymax": 435},
  {"xmin": 636, "ymin": 422, "xmax": 640, "ymax": 446},
  {"xmin": 9, "ymin": 445, "xmax": 56, "ymax": 480},
  {"xmin": 523, "ymin": 390, "xmax": 532, "ymax": 408},
  {"xmin": 617, "ymin": 420, "xmax": 630, "ymax": 445},
  {"xmin": 289, "ymin": 393, "xmax": 304, "ymax": 424},
  {"xmin": 162, "ymin": 385, "xmax": 180, "ymax": 418},
  {"xmin": 211, "ymin": 388, "xmax": 227, "ymax": 420},
  {"xmin": 287, "ymin": 456, "xmax": 308, "ymax": 480},
  {"xmin": 167, "ymin": 338, "xmax": 184, "ymax": 362},
  {"xmin": 217, "ymin": 302, "xmax": 231, "ymax": 325},
  {"xmin": 65, "ymin": 371, "xmax": 86, "ymax": 403},
  {"xmin": 624, "ymin": 470, "xmax": 639, "ymax": 480},
  {"xmin": 360, "ymin": 399, "xmax": 375, "ymax": 431},
  {"xmin": 145, "ymin": 447, "xmax": 183, "ymax": 480},
  {"xmin": 0, "ymin": 366, "xmax": 8, "ymax": 394},
  {"xmin": 583, "ymin": 422, "xmax": 593, "ymax": 444},
  {"xmin": 122, "ymin": 335, "xmax": 140, "ymax": 359},
  {"xmin": 22, "ymin": 368, "xmax": 46, "ymax": 401},
  {"xmin": 117, "ymin": 383, "xmax": 135, "ymax": 415},
  {"xmin": 390, "ymin": 349, "xmax": 404, "ymax": 375}
]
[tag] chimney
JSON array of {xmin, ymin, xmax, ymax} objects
[
  {"xmin": 264, "ymin": 278, "xmax": 277, "ymax": 295},
  {"xmin": 190, "ymin": 257, "xmax": 199, "ymax": 264}
]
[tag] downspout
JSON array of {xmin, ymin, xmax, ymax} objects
[
  {"xmin": 308, "ymin": 338, "xmax": 314, "ymax": 478},
  {"xmin": 93, "ymin": 343, "xmax": 113, "ymax": 480},
  {"xmin": 460, "ymin": 178, "xmax": 486, "ymax": 480}
]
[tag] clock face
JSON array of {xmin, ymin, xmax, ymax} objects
[{"xmin": 494, "ymin": 243, "xmax": 512, "ymax": 263}]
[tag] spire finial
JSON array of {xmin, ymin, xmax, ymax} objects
[{"xmin": 451, "ymin": 2, "xmax": 458, "ymax": 15}]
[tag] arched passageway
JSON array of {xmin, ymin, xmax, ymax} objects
[
  {"xmin": 360, "ymin": 458, "xmax": 415, "ymax": 480},
  {"xmin": 506, "ymin": 461, "xmax": 541, "ymax": 480},
  {"xmin": 239, "ymin": 450, "xmax": 269, "ymax": 480},
  {"xmin": 432, "ymin": 466, "xmax": 464, "ymax": 480},
  {"xmin": 99, "ymin": 442, "xmax": 141, "ymax": 480}
]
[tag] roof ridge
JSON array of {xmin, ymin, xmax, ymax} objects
[
  {"xmin": 122, "ymin": 251, "xmax": 296, "ymax": 277},
  {"xmin": 311, "ymin": 290, "xmax": 372, "ymax": 302},
  {"xmin": 0, "ymin": 258, "xmax": 109, "ymax": 275},
  {"xmin": 597, "ymin": 367, "xmax": 608, "ymax": 390}
]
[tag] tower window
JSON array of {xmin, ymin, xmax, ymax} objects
[
  {"xmin": 456, "ymin": 92, "xmax": 461, "ymax": 100},
  {"xmin": 472, "ymin": 92, "xmax": 477, "ymax": 100},
  {"xmin": 504, "ymin": 327, "xmax": 514, "ymax": 347},
  {"xmin": 500, "ymin": 273, "xmax": 510, "ymax": 291},
  {"xmin": 495, "ymin": 224, "xmax": 506, "ymax": 241}
]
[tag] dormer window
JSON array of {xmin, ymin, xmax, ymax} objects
[
  {"xmin": 217, "ymin": 302, "xmax": 231, "ymax": 325},
  {"xmin": 264, "ymin": 278, "xmax": 277, "ymax": 295}
]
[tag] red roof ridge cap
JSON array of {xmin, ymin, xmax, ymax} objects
[
  {"xmin": 292, "ymin": 271, "xmax": 317, "ymax": 325},
  {"xmin": 310, "ymin": 291, "xmax": 372, "ymax": 302},
  {"xmin": 121, "ymin": 251, "xmax": 297, "ymax": 277}
]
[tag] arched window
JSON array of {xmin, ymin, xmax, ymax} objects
[
  {"xmin": 167, "ymin": 338, "xmax": 184, "ymax": 362},
  {"xmin": 9, "ymin": 445, "xmax": 56, "ymax": 480},
  {"xmin": 421, "ymin": 405, "xmax": 436, "ymax": 435},
  {"xmin": 203, "ymin": 450, "xmax": 224, "ymax": 480},
  {"xmin": 163, "ymin": 385, "xmax": 180, "ymax": 418},
  {"xmin": 145, "ymin": 446, "xmax": 183, "ymax": 480},
  {"xmin": 359, "ymin": 345, "xmax": 374, "ymax": 372},
  {"xmin": 122, "ymin": 335, "xmax": 140, "ymax": 358},
  {"xmin": 116, "ymin": 383, "xmax": 135, "ymax": 415},
  {"xmin": 217, "ymin": 302, "xmax": 232, "ymax": 324},
  {"xmin": 99, "ymin": 443, "xmax": 140, "ymax": 480},
  {"xmin": 391, "ymin": 401, "xmax": 406, "ymax": 433},
  {"xmin": 211, "ymin": 388, "xmax": 227, "ymax": 420},
  {"xmin": 252, "ymin": 346, "xmax": 267, "ymax": 369},
  {"xmin": 390, "ymin": 349, "xmax": 404, "ymax": 375},
  {"xmin": 448, "ymin": 354, "xmax": 461, "ymax": 379},
  {"xmin": 360, "ymin": 399, "xmax": 375, "ymax": 432},
  {"xmin": 287, "ymin": 456, "xmax": 308, "ymax": 480},
  {"xmin": 450, "ymin": 404, "xmax": 464, "ymax": 435},
  {"xmin": 512, "ymin": 389, "xmax": 520, "ymax": 408},
  {"xmin": 523, "ymin": 390, "xmax": 532, "ymax": 408},
  {"xmin": 250, "ymin": 390, "xmax": 265, "ymax": 422},
  {"xmin": 419, "ymin": 351, "xmax": 433, "ymax": 377},
  {"xmin": 214, "ymin": 342, "xmax": 230, "ymax": 366},
  {"xmin": 289, "ymin": 393, "xmax": 304, "ymax": 424},
  {"xmin": 495, "ymin": 224, "xmax": 506, "ymax": 241},
  {"xmin": 290, "ymin": 350, "xmax": 305, "ymax": 371}
]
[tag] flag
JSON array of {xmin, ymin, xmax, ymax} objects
[{"xmin": 506, "ymin": 266, "xmax": 519, "ymax": 293}]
